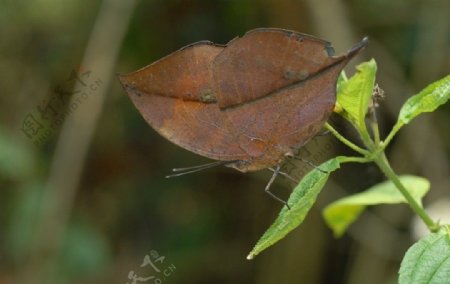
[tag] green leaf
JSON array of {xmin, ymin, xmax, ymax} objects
[
  {"xmin": 398, "ymin": 75, "xmax": 450, "ymax": 125},
  {"xmin": 399, "ymin": 227, "xmax": 450, "ymax": 284},
  {"xmin": 247, "ymin": 156, "xmax": 343, "ymax": 259},
  {"xmin": 334, "ymin": 71, "xmax": 348, "ymax": 115},
  {"xmin": 336, "ymin": 70, "xmax": 348, "ymax": 94},
  {"xmin": 323, "ymin": 175, "xmax": 430, "ymax": 237},
  {"xmin": 383, "ymin": 75, "xmax": 450, "ymax": 149},
  {"xmin": 336, "ymin": 59, "xmax": 377, "ymax": 131}
]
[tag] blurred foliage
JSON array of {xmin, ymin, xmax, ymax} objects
[{"xmin": 1, "ymin": 0, "xmax": 449, "ymax": 283}]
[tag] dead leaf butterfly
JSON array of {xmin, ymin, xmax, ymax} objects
[{"xmin": 119, "ymin": 28, "xmax": 367, "ymax": 206}]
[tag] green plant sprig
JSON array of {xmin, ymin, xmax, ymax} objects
[{"xmin": 248, "ymin": 59, "xmax": 450, "ymax": 283}]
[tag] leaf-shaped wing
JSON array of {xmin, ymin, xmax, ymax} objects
[
  {"xmin": 119, "ymin": 42, "xmax": 224, "ymax": 103},
  {"xmin": 213, "ymin": 28, "xmax": 367, "ymax": 109}
]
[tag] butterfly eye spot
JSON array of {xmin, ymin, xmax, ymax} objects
[
  {"xmin": 298, "ymin": 70, "xmax": 309, "ymax": 80},
  {"xmin": 199, "ymin": 89, "xmax": 217, "ymax": 103},
  {"xmin": 283, "ymin": 69, "xmax": 309, "ymax": 80}
]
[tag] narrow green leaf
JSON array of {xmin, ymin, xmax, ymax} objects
[
  {"xmin": 336, "ymin": 59, "xmax": 377, "ymax": 131},
  {"xmin": 382, "ymin": 75, "xmax": 450, "ymax": 149},
  {"xmin": 399, "ymin": 227, "xmax": 450, "ymax": 284},
  {"xmin": 398, "ymin": 75, "xmax": 450, "ymax": 125},
  {"xmin": 323, "ymin": 175, "xmax": 430, "ymax": 237},
  {"xmin": 247, "ymin": 156, "xmax": 343, "ymax": 259}
]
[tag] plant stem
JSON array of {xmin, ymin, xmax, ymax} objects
[
  {"xmin": 374, "ymin": 153, "xmax": 438, "ymax": 232},
  {"xmin": 358, "ymin": 124, "xmax": 375, "ymax": 151},
  {"xmin": 338, "ymin": 156, "xmax": 371, "ymax": 164},
  {"xmin": 324, "ymin": 123, "xmax": 369, "ymax": 156},
  {"xmin": 370, "ymin": 108, "xmax": 381, "ymax": 145},
  {"xmin": 381, "ymin": 121, "xmax": 403, "ymax": 149}
]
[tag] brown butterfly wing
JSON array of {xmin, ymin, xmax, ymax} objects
[
  {"xmin": 220, "ymin": 39, "xmax": 368, "ymax": 172},
  {"xmin": 221, "ymin": 66, "xmax": 336, "ymax": 172},
  {"xmin": 120, "ymin": 42, "xmax": 224, "ymax": 103},
  {"xmin": 119, "ymin": 56, "xmax": 343, "ymax": 172},
  {"xmin": 213, "ymin": 28, "xmax": 347, "ymax": 109},
  {"xmin": 118, "ymin": 43, "xmax": 249, "ymax": 162}
]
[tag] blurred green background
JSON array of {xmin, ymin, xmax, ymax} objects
[{"xmin": 1, "ymin": 0, "xmax": 449, "ymax": 283}]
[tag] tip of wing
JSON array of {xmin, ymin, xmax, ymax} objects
[{"xmin": 347, "ymin": 36, "xmax": 369, "ymax": 59}]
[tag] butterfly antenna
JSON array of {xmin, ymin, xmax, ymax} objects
[
  {"xmin": 166, "ymin": 160, "xmax": 232, "ymax": 178},
  {"xmin": 265, "ymin": 165, "xmax": 291, "ymax": 209}
]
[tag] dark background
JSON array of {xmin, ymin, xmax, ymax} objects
[{"xmin": 1, "ymin": 0, "xmax": 449, "ymax": 283}]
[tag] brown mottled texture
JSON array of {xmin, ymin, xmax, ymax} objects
[
  {"xmin": 119, "ymin": 28, "xmax": 367, "ymax": 172},
  {"xmin": 214, "ymin": 28, "xmax": 342, "ymax": 109},
  {"xmin": 120, "ymin": 42, "xmax": 224, "ymax": 102}
]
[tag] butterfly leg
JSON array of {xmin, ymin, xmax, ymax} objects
[
  {"xmin": 268, "ymin": 167, "xmax": 298, "ymax": 183},
  {"xmin": 264, "ymin": 164, "xmax": 291, "ymax": 209},
  {"xmin": 290, "ymin": 156, "xmax": 329, "ymax": 174}
]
